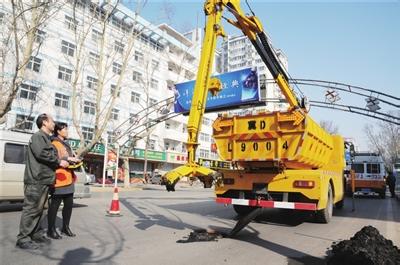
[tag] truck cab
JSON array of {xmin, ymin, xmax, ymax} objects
[{"xmin": 346, "ymin": 152, "xmax": 386, "ymax": 198}]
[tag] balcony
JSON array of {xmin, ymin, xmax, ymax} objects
[{"xmin": 163, "ymin": 128, "xmax": 186, "ymax": 142}]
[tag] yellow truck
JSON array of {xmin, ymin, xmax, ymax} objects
[{"xmin": 164, "ymin": 0, "xmax": 345, "ymax": 224}]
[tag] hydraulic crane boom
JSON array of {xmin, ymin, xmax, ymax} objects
[{"xmin": 164, "ymin": 0, "xmax": 306, "ymax": 191}]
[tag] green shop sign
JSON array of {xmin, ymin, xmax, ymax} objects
[
  {"xmin": 67, "ymin": 139, "xmax": 105, "ymax": 154},
  {"xmin": 131, "ymin": 149, "xmax": 166, "ymax": 161}
]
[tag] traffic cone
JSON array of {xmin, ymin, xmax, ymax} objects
[{"xmin": 106, "ymin": 187, "xmax": 122, "ymax": 217}]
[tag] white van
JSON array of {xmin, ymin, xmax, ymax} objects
[{"xmin": 0, "ymin": 130, "xmax": 90, "ymax": 203}]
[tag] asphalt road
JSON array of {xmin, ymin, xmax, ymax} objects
[{"xmin": 0, "ymin": 184, "xmax": 399, "ymax": 265}]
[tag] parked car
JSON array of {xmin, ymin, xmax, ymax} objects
[
  {"xmin": 74, "ymin": 166, "xmax": 96, "ymax": 184},
  {"xmin": 150, "ymin": 174, "xmax": 163, "ymax": 185},
  {"xmin": 0, "ymin": 130, "xmax": 91, "ymax": 203}
]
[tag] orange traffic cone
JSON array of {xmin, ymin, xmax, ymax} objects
[{"xmin": 106, "ymin": 187, "xmax": 122, "ymax": 217}]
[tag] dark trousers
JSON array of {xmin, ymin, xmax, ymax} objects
[
  {"xmin": 47, "ymin": 193, "xmax": 73, "ymax": 231},
  {"xmin": 388, "ymin": 184, "xmax": 395, "ymax": 197},
  {"xmin": 17, "ymin": 184, "xmax": 49, "ymax": 243}
]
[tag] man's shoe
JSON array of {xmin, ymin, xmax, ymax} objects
[
  {"xmin": 16, "ymin": 241, "xmax": 39, "ymax": 250},
  {"xmin": 61, "ymin": 227, "xmax": 76, "ymax": 237},
  {"xmin": 47, "ymin": 229, "xmax": 62, "ymax": 240},
  {"xmin": 32, "ymin": 235, "xmax": 52, "ymax": 245}
]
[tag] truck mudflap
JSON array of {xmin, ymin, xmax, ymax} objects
[{"xmin": 216, "ymin": 197, "xmax": 317, "ymax": 211}]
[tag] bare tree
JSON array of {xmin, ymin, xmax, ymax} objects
[
  {"xmin": 364, "ymin": 111, "xmax": 400, "ymax": 172},
  {"xmin": 62, "ymin": 0, "xmax": 152, "ymax": 157},
  {"xmin": 319, "ymin": 120, "xmax": 339, "ymax": 134},
  {"xmin": 0, "ymin": 0, "xmax": 61, "ymax": 123}
]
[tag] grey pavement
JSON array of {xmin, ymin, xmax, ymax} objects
[{"xmin": 0, "ymin": 185, "xmax": 399, "ymax": 265}]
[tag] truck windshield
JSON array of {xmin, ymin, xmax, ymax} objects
[
  {"xmin": 366, "ymin": 163, "xmax": 380, "ymax": 174},
  {"xmin": 351, "ymin": 164, "xmax": 364, "ymax": 173}
]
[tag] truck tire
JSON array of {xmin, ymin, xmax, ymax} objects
[
  {"xmin": 233, "ymin": 205, "xmax": 256, "ymax": 216},
  {"xmin": 316, "ymin": 184, "xmax": 333, "ymax": 223}
]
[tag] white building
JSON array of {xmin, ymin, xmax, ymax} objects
[
  {"xmin": 0, "ymin": 1, "xmax": 219, "ymax": 179},
  {"xmin": 219, "ymin": 34, "xmax": 290, "ymax": 112}
]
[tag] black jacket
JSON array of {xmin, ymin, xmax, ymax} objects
[{"xmin": 24, "ymin": 130, "xmax": 60, "ymax": 185}]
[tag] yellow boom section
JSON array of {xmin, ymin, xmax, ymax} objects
[{"xmin": 163, "ymin": 1, "xmax": 225, "ymax": 190}]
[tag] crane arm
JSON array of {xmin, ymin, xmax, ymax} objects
[{"xmin": 163, "ymin": 0, "xmax": 303, "ymax": 190}]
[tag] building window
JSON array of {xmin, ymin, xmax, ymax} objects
[
  {"xmin": 149, "ymin": 139, "xmax": 156, "ymax": 150},
  {"xmin": 151, "ymin": 59, "xmax": 159, "ymax": 70},
  {"xmin": 87, "ymin": 76, "xmax": 98, "ymax": 90},
  {"xmin": 58, "ymin": 66, "xmax": 72, "ymax": 82},
  {"xmin": 107, "ymin": 131, "xmax": 117, "ymax": 144},
  {"xmin": 83, "ymin": 100, "xmax": 95, "ymax": 115},
  {"xmin": 129, "ymin": 113, "xmax": 138, "ymax": 124},
  {"xmin": 184, "ymin": 70, "xmax": 194, "ymax": 80},
  {"xmin": 131, "ymin": 92, "xmax": 140, "ymax": 103},
  {"xmin": 19, "ymin": 84, "xmax": 38, "ymax": 100},
  {"xmin": 81, "ymin": 126, "xmax": 94, "ymax": 140},
  {"xmin": 150, "ymin": 98, "xmax": 157, "ymax": 105},
  {"xmin": 199, "ymin": 149, "xmax": 209, "ymax": 158},
  {"xmin": 64, "ymin": 15, "xmax": 78, "ymax": 31},
  {"xmin": 89, "ymin": 52, "xmax": 99, "ymax": 65},
  {"xmin": 134, "ymin": 51, "xmax": 144, "ymax": 63},
  {"xmin": 164, "ymin": 142, "xmax": 170, "ymax": 150},
  {"xmin": 61, "ymin": 40, "xmax": 75, "ymax": 57},
  {"xmin": 35, "ymin": 29, "xmax": 46, "ymax": 43},
  {"xmin": 200, "ymin": 132, "xmax": 210, "ymax": 142},
  {"xmin": 112, "ymin": 62, "xmax": 121, "ymax": 75},
  {"xmin": 27, "ymin": 56, "xmax": 42, "ymax": 72},
  {"xmin": 15, "ymin": 114, "xmax": 34, "ymax": 131},
  {"xmin": 110, "ymin": 108, "xmax": 119, "ymax": 120},
  {"xmin": 132, "ymin": 71, "xmax": 142, "ymax": 82},
  {"xmin": 114, "ymin": 40, "xmax": 124, "ymax": 54},
  {"xmin": 0, "ymin": 12, "xmax": 4, "ymax": 24},
  {"xmin": 92, "ymin": 29, "xmax": 102, "ymax": 42},
  {"xmin": 202, "ymin": 117, "xmax": 211, "ymax": 126},
  {"xmin": 150, "ymin": 79, "xmax": 158, "ymax": 89},
  {"xmin": 110, "ymin": 84, "xmax": 120, "ymax": 97},
  {"xmin": 55, "ymin": 93, "xmax": 69, "ymax": 108}
]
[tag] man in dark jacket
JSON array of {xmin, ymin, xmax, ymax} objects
[
  {"xmin": 16, "ymin": 113, "xmax": 70, "ymax": 250},
  {"xmin": 386, "ymin": 172, "xmax": 396, "ymax": 198}
]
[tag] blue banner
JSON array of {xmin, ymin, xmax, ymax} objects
[{"xmin": 174, "ymin": 68, "xmax": 260, "ymax": 113}]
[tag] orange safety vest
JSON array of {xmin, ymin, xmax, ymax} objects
[{"xmin": 52, "ymin": 140, "xmax": 76, "ymax": 188}]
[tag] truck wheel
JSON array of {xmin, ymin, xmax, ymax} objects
[
  {"xmin": 233, "ymin": 205, "xmax": 256, "ymax": 216},
  {"xmin": 316, "ymin": 184, "xmax": 333, "ymax": 223}
]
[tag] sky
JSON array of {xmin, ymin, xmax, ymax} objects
[{"xmin": 125, "ymin": 0, "xmax": 400, "ymax": 150}]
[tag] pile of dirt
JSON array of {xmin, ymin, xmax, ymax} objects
[
  {"xmin": 327, "ymin": 226, "xmax": 400, "ymax": 265},
  {"xmin": 176, "ymin": 229, "xmax": 224, "ymax": 243}
]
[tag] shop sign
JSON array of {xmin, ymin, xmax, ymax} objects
[
  {"xmin": 167, "ymin": 152, "xmax": 187, "ymax": 164},
  {"xmin": 198, "ymin": 158, "xmax": 231, "ymax": 169},
  {"xmin": 131, "ymin": 149, "xmax": 166, "ymax": 161},
  {"xmin": 67, "ymin": 139, "xmax": 105, "ymax": 154}
]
